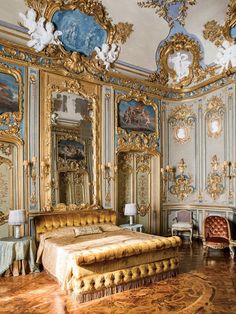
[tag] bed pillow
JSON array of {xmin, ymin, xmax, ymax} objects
[
  {"xmin": 74, "ymin": 225, "xmax": 103, "ymax": 237},
  {"xmin": 98, "ymin": 224, "xmax": 122, "ymax": 232}
]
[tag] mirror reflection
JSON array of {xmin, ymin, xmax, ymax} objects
[{"xmin": 51, "ymin": 91, "xmax": 94, "ymax": 206}]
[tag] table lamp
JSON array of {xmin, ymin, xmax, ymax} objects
[
  {"xmin": 124, "ymin": 203, "xmax": 137, "ymax": 225},
  {"xmin": 8, "ymin": 209, "xmax": 26, "ymax": 239}
]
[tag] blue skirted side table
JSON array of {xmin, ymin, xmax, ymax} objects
[{"xmin": 0, "ymin": 236, "xmax": 39, "ymax": 276}]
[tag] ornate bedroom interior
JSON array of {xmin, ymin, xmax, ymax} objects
[{"xmin": 0, "ymin": 0, "xmax": 236, "ymax": 313}]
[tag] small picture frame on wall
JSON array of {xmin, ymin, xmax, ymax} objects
[
  {"xmin": 0, "ymin": 64, "xmax": 23, "ymax": 135},
  {"xmin": 58, "ymin": 139, "xmax": 85, "ymax": 162},
  {"xmin": 116, "ymin": 92, "xmax": 158, "ymax": 136}
]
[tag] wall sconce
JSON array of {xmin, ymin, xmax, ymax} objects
[
  {"xmin": 101, "ymin": 162, "xmax": 118, "ymax": 204},
  {"xmin": 23, "ymin": 156, "xmax": 37, "ymax": 205},
  {"xmin": 161, "ymin": 165, "xmax": 175, "ymax": 201},
  {"xmin": 223, "ymin": 161, "xmax": 236, "ymax": 200},
  {"xmin": 101, "ymin": 162, "xmax": 118, "ymax": 183}
]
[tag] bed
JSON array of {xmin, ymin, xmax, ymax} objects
[{"xmin": 35, "ymin": 209, "xmax": 181, "ymax": 303}]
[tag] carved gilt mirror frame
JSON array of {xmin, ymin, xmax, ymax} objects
[{"xmin": 41, "ymin": 78, "xmax": 100, "ymax": 211}]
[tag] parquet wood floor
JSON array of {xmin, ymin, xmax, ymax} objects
[{"xmin": 0, "ymin": 240, "xmax": 236, "ymax": 313}]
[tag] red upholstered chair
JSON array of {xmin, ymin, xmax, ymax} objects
[{"xmin": 203, "ymin": 215, "xmax": 234, "ymax": 257}]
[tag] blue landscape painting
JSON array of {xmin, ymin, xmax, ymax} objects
[
  {"xmin": 52, "ymin": 9, "xmax": 107, "ymax": 56},
  {"xmin": 230, "ymin": 24, "xmax": 236, "ymax": 39},
  {"xmin": 118, "ymin": 100, "xmax": 156, "ymax": 134},
  {"xmin": 0, "ymin": 72, "xmax": 19, "ymax": 114}
]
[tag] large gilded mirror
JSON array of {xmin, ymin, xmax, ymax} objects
[{"xmin": 41, "ymin": 77, "xmax": 100, "ymax": 210}]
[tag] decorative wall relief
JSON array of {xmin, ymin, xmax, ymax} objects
[
  {"xmin": 203, "ymin": 0, "xmax": 236, "ymax": 74},
  {"xmin": 21, "ymin": 0, "xmax": 133, "ymax": 75},
  {"xmin": 206, "ymin": 155, "xmax": 224, "ymax": 200},
  {"xmin": 0, "ymin": 63, "xmax": 23, "ymax": 137},
  {"xmin": 158, "ymin": 33, "xmax": 202, "ymax": 87},
  {"xmin": 205, "ymin": 96, "xmax": 224, "ymax": 139},
  {"xmin": 136, "ymin": 154, "xmax": 151, "ymax": 217},
  {"xmin": 169, "ymin": 159, "xmax": 194, "ymax": 200},
  {"xmin": 168, "ymin": 105, "xmax": 195, "ymax": 144},
  {"xmin": 116, "ymin": 90, "xmax": 159, "ymax": 154}
]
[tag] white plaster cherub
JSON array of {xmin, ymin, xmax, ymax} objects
[
  {"xmin": 19, "ymin": 8, "xmax": 37, "ymax": 34},
  {"xmin": 215, "ymin": 40, "xmax": 236, "ymax": 73},
  {"xmin": 94, "ymin": 43, "xmax": 120, "ymax": 70},
  {"xmin": 19, "ymin": 9, "xmax": 62, "ymax": 52}
]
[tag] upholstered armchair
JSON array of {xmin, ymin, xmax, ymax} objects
[
  {"xmin": 171, "ymin": 210, "xmax": 193, "ymax": 243},
  {"xmin": 203, "ymin": 215, "xmax": 234, "ymax": 257}
]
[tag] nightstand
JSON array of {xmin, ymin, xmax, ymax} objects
[
  {"xmin": 0, "ymin": 236, "xmax": 39, "ymax": 276},
  {"xmin": 119, "ymin": 223, "xmax": 143, "ymax": 232}
]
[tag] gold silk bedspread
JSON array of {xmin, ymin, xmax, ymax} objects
[{"xmin": 37, "ymin": 226, "xmax": 181, "ymax": 301}]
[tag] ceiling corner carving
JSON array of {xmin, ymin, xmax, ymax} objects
[
  {"xmin": 20, "ymin": 0, "xmax": 133, "ymax": 76},
  {"xmin": 137, "ymin": 0, "xmax": 197, "ymax": 27}
]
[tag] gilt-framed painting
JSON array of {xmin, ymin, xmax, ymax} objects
[
  {"xmin": 58, "ymin": 139, "xmax": 85, "ymax": 162},
  {"xmin": 117, "ymin": 98, "xmax": 157, "ymax": 134},
  {"xmin": 0, "ymin": 64, "xmax": 23, "ymax": 136}
]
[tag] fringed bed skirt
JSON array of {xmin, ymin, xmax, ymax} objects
[{"xmin": 72, "ymin": 269, "xmax": 179, "ymax": 303}]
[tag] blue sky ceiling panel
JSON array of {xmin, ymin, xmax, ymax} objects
[{"xmin": 52, "ymin": 9, "xmax": 107, "ymax": 57}]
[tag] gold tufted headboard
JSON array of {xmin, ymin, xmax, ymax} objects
[{"xmin": 34, "ymin": 209, "xmax": 116, "ymax": 241}]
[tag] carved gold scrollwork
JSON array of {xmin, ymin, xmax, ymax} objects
[
  {"xmin": 205, "ymin": 96, "xmax": 224, "ymax": 139},
  {"xmin": 203, "ymin": 0, "xmax": 236, "ymax": 45},
  {"xmin": 43, "ymin": 78, "xmax": 99, "ymax": 209},
  {"xmin": 159, "ymin": 33, "xmax": 202, "ymax": 87},
  {"xmin": 24, "ymin": 0, "xmax": 133, "ymax": 75},
  {"xmin": 116, "ymin": 90, "xmax": 159, "ymax": 155},
  {"xmin": 207, "ymin": 155, "xmax": 224, "ymax": 200},
  {"xmin": 170, "ymin": 159, "xmax": 194, "ymax": 200},
  {"xmin": 0, "ymin": 64, "xmax": 23, "ymax": 137},
  {"xmin": 0, "ymin": 156, "xmax": 13, "ymax": 168},
  {"xmin": 168, "ymin": 105, "xmax": 195, "ymax": 144}
]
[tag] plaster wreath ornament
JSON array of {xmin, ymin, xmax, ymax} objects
[
  {"xmin": 214, "ymin": 40, "xmax": 236, "ymax": 74},
  {"xmin": 19, "ymin": 8, "xmax": 62, "ymax": 52},
  {"xmin": 94, "ymin": 43, "xmax": 121, "ymax": 70}
]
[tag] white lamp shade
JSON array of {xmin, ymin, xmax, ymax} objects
[
  {"xmin": 8, "ymin": 209, "xmax": 26, "ymax": 225},
  {"xmin": 124, "ymin": 203, "xmax": 137, "ymax": 216}
]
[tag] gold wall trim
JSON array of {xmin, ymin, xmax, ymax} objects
[
  {"xmin": 40, "ymin": 73, "xmax": 101, "ymax": 210},
  {"xmin": 162, "ymin": 204, "xmax": 236, "ymax": 211}
]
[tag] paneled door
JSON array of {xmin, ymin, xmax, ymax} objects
[{"xmin": 117, "ymin": 151, "xmax": 160, "ymax": 234}]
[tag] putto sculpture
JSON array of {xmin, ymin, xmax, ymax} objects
[
  {"xmin": 19, "ymin": 9, "xmax": 62, "ymax": 52},
  {"xmin": 215, "ymin": 40, "xmax": 236, "ymax": 74},
  {"xmin": 169, "ymin": 52, "xmax": 192, "ymax": 83},
  {"xmin": 94, "ymin": 43, "xmax": 120, "ymax": 70}
]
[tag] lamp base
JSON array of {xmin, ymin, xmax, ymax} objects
[
  {"xmin": 129, "ymin": 216, "xmax": 134, "ymax": 225},
  {"xmin": 15, "ymin": 225, "xmax": 21, "ymax": 239}
]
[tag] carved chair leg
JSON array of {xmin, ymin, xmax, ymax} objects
[
  {"xmin": 229, "ymin": 246, "xmax": 235, "ymax": 259},
  {"xmin": 203, "ymin": 244, "xmax": 208, "ymax": 256},
  {"xmin": 189, "ymin": 229, "xmax": 192, "ymax": 244}
]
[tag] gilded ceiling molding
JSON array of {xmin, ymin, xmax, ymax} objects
[
  {"xmin": 0, "ymin": 63, "xmax": 23, "ymax": 138},
  {"xmin": 137, "ymin": 0, "xmax": 196, "ymax": 27},
  {"xmin": 204, "ymin": 0, "xmax": 236, "ymax": 46},
  {"xmin": 205, "ymin": 96, "xmax": 225, "ymax": 139},
  {"xmin": 206, "ymin": 155, "xmax": 224, "ymax": 200},
  {"xmin": 168, "ymin": 105, "xmax": 195, "ymax": 144},
  {"xmin": 22, "ymin": 0, "xmax": 133, "ymax": 76},
  {"xmin": 203, "ymin": 1, "xmax": 236, "ymax": 75},
  {"xmin": 156, "ymin": 33, "xmax": 204, "ymax": 88},
  {"xmin": 116, "ymin": 90, "xmax": 160, "ymax": 155}
]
